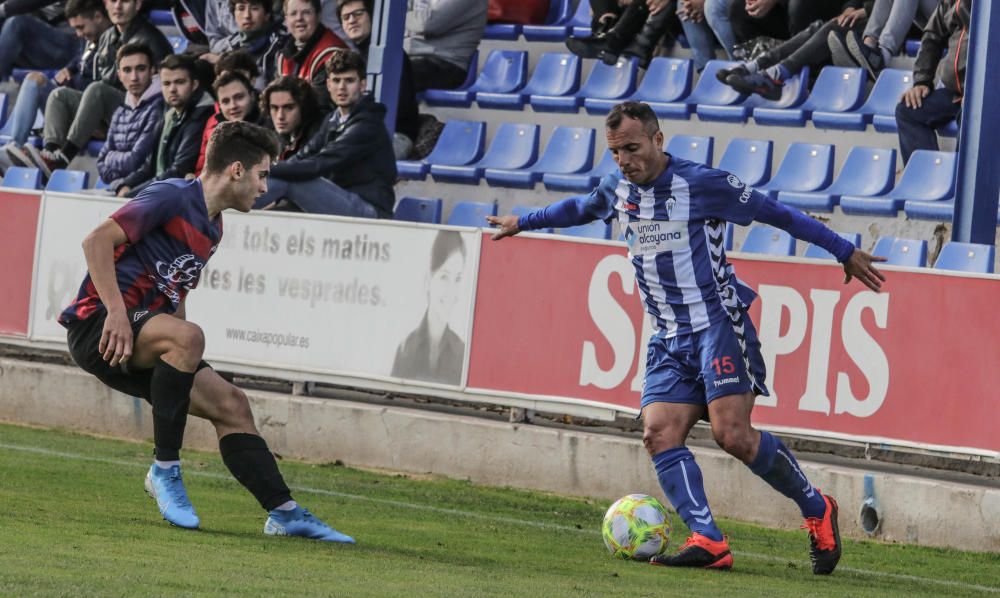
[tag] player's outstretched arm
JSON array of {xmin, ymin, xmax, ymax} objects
[
  {"xmin": 487, "ymin": 192, "xmax": 611, "ymax": 241},
  {"xmin": 843, "ymin": 249, "xmax": 887, "ymax": 292},
  {"xmin": 486, "ymin": 215, "xmax": 519, "ymax": 240},
  {"xmin": 81, "ymin": 219, "xmax": 133, "ymax": 367}
]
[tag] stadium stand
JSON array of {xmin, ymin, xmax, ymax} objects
[
  {"xmin": 447, "ymin": 200, "xmax": 497, "ymax": 226},
  {"xmin": 754, "ymin": 67, "xmax": 866, "ymax": 128},
  {"xmin": 756, "ymin": 143, "xmax": 834, "ymax": 201},
  {"xmin": 805, "ymin": 232, "xmax": 861, "ymax": 260},
  {"xmin": 482, "ymin": 52, "xmax": 580, "ymax": 110},
  {"xmin": 45, "ymin": 169, "xmax": 89, "ymax": 192},
  {"xmin": 427, "ymin": 50, "xmax": 527, "ymax": 108},
  {"xmin": 485, "ymin": 126, "xmax": 594, "ymax": 188},
  {"xmin": 398, "ymin": 120, "xmax": 486, "ymax": 180},
  {"xmin": 717, "ymin": 139, "xmax": 772, "ymax": 187},
  {"xmin": 697, "ymin": 67, "xmax": 809, "ymax": 124},
  {"xmin": 778, "ymin": 147, "xmax": 895, "ymax": 212},
  {"xmin": 666, "ymin": 135, "xmax": 713, "ymax": 166},
  {"xmin": 542, "ymin": 148, "xmax": 616, "ymax": 192},
  {"xmin": 590, "ymin": 57, "xmax": 691, "ymax": 116},
  {"xmin": 394, "ymin": 197, "xmax": 444, "ymax": 224},
  {"xmin": 840, "ymin": 151, "xmax": 956, "ymax": 216},
  {"xmin": 521, "ymin": 0, "xmax": 574, "ymax": 42},
  {"xmin": 432, "ymin": 122, "xmax": 540, "ymax": 185},
  {"xmin": 935, "ymin": 242, "xmax": 995, "ymax": 274}
]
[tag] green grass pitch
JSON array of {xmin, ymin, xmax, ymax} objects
[{"xmin": 0, "ymin": 422, "xmax": 997, "ymax": 597}]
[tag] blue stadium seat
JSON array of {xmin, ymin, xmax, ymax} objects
[
  {"xmin": 426, "ymin": 50, "xmax": 525, "ymax": 107},
  {"xmin": 483, "ymin": 23, "xmax": 519, "ymax": 40},
  {"xmin": 937, "ymin": 120, "xmax": 959, "ymax": 137},
  {"xmin": 666, "ymin": 135, "xmax": 713, "ymax": 166},
  {"xmin": 86, "ymin": 140, "xmax": 105, "ymax": 155},
  {"xmin": 840, "ymin": 150, "xmax": 956, "ymax": 216},
  {"xmin": 149, "ymin": 9, "xmax": 173, "ymax": 26},
  {"xmin": 779, "ymin": 147, "xmax": 895, "ymax": 211},
  {"xmin": 447, "ymin": 200, "xmax": 497, "ymax": 227},
  {"xmin": 566, "ymin": 0, "xmax": 593, "ymax": 36},
  {"xmin": 396, "ymin": 120, "xmax": 486, "ymax": 180},
  {"xmin": 421, "ymin": 51, "xmax": 479, "ymax": 105},
  {"xmin": 656, "ymin": 60, "xmax": 746, "ymax": 120},
  {"xmin": 494, "ymin": 53, "xmax": 580, "ymax": 111},
  {"xmin": 811, "ymin": 69, "xmax": 913, "ymax": 132},
  {"xmin": 522, "ymin": 0, "xmax": 575, "ymax": 41},
  {"xmin": 718, "ymin": 138, "xmax": 772, "ymax": 187},
  {"xmin": 46, "ymin": 169, "xmax": 89, "ymax": 192},
  {"xmin": 903, "ymin": 199, "xmax": 954, "ymax": 221},
  {"xmin": 741, "ymin": 224, "xmax": 795, "ymax": 256},
  {"xmin": 550, "ymin": 57, "xmax": 637, "ymax": 114},
  {"xmin": 431, "ymin": 123, "xmax": 539, "ymax": 184},
  {"xmin": 756, "ymin": 143, "xmax": 834, "ymax": 200},
  {"xmin": 94, "ymin": 177, "xmax": 111, "ymax": 190},
  {"xmin": 168, "ymin": 35, "xmax": 188, "ymax": 54},
  {"xmin": 588, "ymin": 57, "xmax": 692, "ymax": 116},
  {"xmin": 804, "ymin": 232, "xmax": 861, "ymax": 260},
  {"xmin": 394, "ymin": 197, "xmax": 443, "ymax": 224},
  {"xmin": 905, "ymin": 39, "xmax": 920, "ymax": 56},
  {"xmin": 935, "ymin": 242, "xmax": 995, "ymax": 273},
  {"xmin": 486, "ymin": 126, "xmax": 594, "ymax": 188},
  {"xmin": 698, "ymin": 67, "xmax": 809, "ymax": 123},
  {"xmin": 872, "ymin": 237, "xmax": 927, "ymax": 267},
  {"xmin": 755, "ymin": 67, "xmax": 865, "ymax": 127},
  {"xmin": 511, "ymin": 205, "xmax": 554, "ymax": 233},
  {"xmin": 543, "ymin": 148, "xmax": 617, "ymax": 192},
  {"xmin": 1, "ymin": 166, "xmax": 42, "ymax": 190},
  {"xmin": 561, "ymin": 220, "xmax": 611, "ymax": 240}
]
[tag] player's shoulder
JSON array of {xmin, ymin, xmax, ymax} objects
[{"xmin": 135, "ymin": 178, "xmax": 203, "ymax": 204}]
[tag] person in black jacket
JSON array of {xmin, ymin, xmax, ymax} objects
[
  {"xmin": 23, "ymin": 0, "xmax": 172, "ymax": 177},
  {"xmin": 894, "ymin": 0, "xmax": 969, "ymax": 163},
  {"xmin": 254, "ymin": 48, "xmax": 396, "ymax": 218},
  {"xmin": 116, "ymin": 53, "xmax": 215, "ymax": 196}
]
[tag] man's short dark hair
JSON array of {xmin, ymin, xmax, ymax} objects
[
  {"xmin": 204, "ymin": 121, "xmax": 280, "ymax": 174},
  {"xmin": 65, "ymin": 0, "xmax": 106, "ymax": 19},
  {"xmin": 116, "ymin": 42, "xmax": 154, "ymax": 68},
  {"xmin": 159, "ymin": 53, "xmax": 199, "ymax": 80},
  {"xmin": 227, "ymin": 0, "xmax": 271, "ymax": 16},
  {"xmin": 337, "ymin": 0, "xmax": 372, "ymax": 19},
  {"xmin": 215, "ymin": 50, "xmax": 260, "ymax": 79},
  {"xmin": 213, "ymin": 70, "xmax": 254, "ymax": 96},
  {"xmin": 260, "ymin": 75, "xmax": 321, "ymax": 128},
  {"xmin": 325, "ymin": 48, "xmax": 366, "ymax": 78},
  {"xmin": 606, "ymin": 101, "xmax": 660, "ymax": 136},
  {"xmin": 283, "ymin": 0, "xmax": 321, "ymax": 16}
]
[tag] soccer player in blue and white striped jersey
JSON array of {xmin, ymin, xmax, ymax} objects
[{"xmin": 488, "ymin": 102, "xmax": 886, "ymax": 574}]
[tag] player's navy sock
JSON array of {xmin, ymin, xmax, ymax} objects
[
  {"xmin": 651, "ymin": 447, "xmax": 724, "ymax": 542},
  {"xmin": 219, "ymin": 433, "xmax": 293, "ymax": 511},
  {"xmin": 150, "ymin": 359, "xmax": 194, "ymax": 461},
  {"xmin": 749, "ymin": 431, "xmax": 826, "ymax": 519}
]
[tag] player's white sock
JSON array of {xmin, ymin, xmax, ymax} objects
[
  {"xmin": 274, "ymin": 500, "xmax": 298, "ymax": 511},
  {"xmin": 155, "ymin": 459, "xmax": 181, "ymax": 470}
]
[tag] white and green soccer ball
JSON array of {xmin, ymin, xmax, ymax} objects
[{"xmin": 602, "ymin": 494, "xmax": 671, "ymax": 560}]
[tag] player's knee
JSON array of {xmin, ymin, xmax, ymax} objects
[
  {"xmin": 642, "ymin": 421, "xmax": 681, "ymax": 455},
  {"xmin": 712, "ymin": 425, "xmax": 754, "ymax": 462},
  {"xmin": 171, "ymin": 323, "xmax": 206, "ymax": 360}
]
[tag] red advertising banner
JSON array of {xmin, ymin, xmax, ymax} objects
[
  {"xmin": 0, "ymin": 191, "xmax": 41, "ymax": 336},
  {"xmin": 468, "ymin": 233, "xmax": 1000, "ymax": 455}
]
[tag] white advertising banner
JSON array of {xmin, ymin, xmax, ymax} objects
[
  {"xmin": 29, "ymin": 194, "xmax": 124, "ymax": 342},
  {"xmin": 184, "ymin": 211, "xmax": 480, "ymax": 389}
]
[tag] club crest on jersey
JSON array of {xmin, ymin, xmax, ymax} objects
[
  {"xmin": 664, "ymin": 195, "xmax": 676, "ymax": 217},
  {"xmin": 156, "ymin": 254, "xmax": 204, "ymax": 286},
  {"xmin": 726, "ymin": 174, "xmax": 743, "ymax": 188}
]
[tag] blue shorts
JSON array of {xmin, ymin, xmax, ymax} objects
[{"xmin": 640, "ymin": 314, "xmax": 770, "ymax": 410}]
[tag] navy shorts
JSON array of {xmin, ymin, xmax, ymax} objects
[{"xmin": 640, "ymin": 314, "xmax": 770, "ymax": 410}]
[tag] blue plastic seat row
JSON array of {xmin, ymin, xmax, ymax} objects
[
  {"xmin": 483, "ymin": 0, "xmax": 591, "ymax": 41},
  {"xmin": 0, "ymin": 167, "xmax": 88, "ymax": 191}
]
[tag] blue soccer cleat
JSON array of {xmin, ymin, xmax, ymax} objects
[
  {"xmin": 264, "ymin": 506, "xmax": 355, "ymax": 543},
  {"xmin": 144, "ymin": 464, "xmax": 200, "ymax": 529}
]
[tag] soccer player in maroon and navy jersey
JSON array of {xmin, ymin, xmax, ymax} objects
[{"xmin": 60, "ymin": 121, "xmax": 354, "ymax": 542}]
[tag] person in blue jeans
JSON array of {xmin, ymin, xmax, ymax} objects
[
  {"xmin": 0, "ymin": 0, "xmax": 110, "ymax": 171},
  {"xmin": 894, "ymin": 0, "xmax": 968, "ymax": 164},
  {"xmin": 0, "ymin": 0, "xmax": 78, "ymax": 82}
]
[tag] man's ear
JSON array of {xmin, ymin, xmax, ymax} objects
[
  {"xmin": 230, "ymin": 160, "xmax": 245, "ymax": 180},
  {"xmin": 653, "ymin": 130, "xmax": 664, "ymax": 148}
]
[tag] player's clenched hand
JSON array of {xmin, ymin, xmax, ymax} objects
[
  {"xmin": 843, "ymin": 249, "xmax": 887, "ymax": 292},
  {"xmin": 486, "ymin": 215, "xmax": 521, "ymax": 240},
  {"xmin": 100, "ymin": 310, "xmax": 133, "ymax": 367}
]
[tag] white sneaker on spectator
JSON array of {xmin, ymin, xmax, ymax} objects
[
  {"xmin": 24, "ymin": 144, "xmax": 67, "ymax": 178},
  {"xmin": 4, "ymin": 142, "xmax": 34, "ymax": 169}
]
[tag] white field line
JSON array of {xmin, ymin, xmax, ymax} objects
[{"xmin": 1, "ymin": 441, "xmax": 997, "ymax": 594}]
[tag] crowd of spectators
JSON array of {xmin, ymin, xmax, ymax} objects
[{"xmin": 0, "ymin": 0, "xmax": 971, "ymax": 217}]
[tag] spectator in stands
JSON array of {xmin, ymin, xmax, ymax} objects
[
  {"xmin": 338, "ymin": 0, "xmax": 418, "ymax": 158},
  {"xmin": 276, "ymin": 0, "xmax": 347, "ymax": 110},
  {"xmin": 836, "ymin": 0, "xmax": 937, "ymax": 79},
  {"xmin": 0, "ymin": 0, "xmax": 110, "ymax": 171},
  {"xmin": 0, "ymin": 2, "xmax": 80, "ymax": 82},
  {"xmin": 199, "ymin": 0, "xmax": 282, "ymax": 86},
  {"xmin": 96, "ymin": 43, "xmax": 163, "ymax": 189},
  {"xmin": 704, "ymin": 0, "xmax": 739, "ymax": 57},
  {"xmin": 729, "ymin": 0, "xmax": 845, "ymax": 44},
  {"xmin": 260, "ymin": 75, "xmax": 323, "ymax": 161},
  {"xmin": 719, "ymin": 2, "xmax": 871, "ymax": 100},
  {"xmin": 391, "ymin": 231, "xmax": 467, "ymax": 385},
  {"xmin": 254, "ymin": 49, "xmax": 396, "ymax": 218},
  {"xmin": 215, "ymin": 48, "xmax": 260, "ymax": 80},
  {"xmin": 115, "ymin": 53, "xmax": 215, "ymax": 196},
  {"xmin": 18, "ymin": 0, "xmax": 172, "ymax": 177},
  {"xmin": 895, "ymin": 0, "xmax": 968, "ymax": 164},
  {"xmin": 406, "ymin": 0, "xmax": 487, "ymax": 91},
  {"xmin": 193, "ymin": 70, "xmax": 261, "ymax": 174}
]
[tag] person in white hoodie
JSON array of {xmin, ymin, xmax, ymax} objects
[{"xmin": 96, "ymin": 42, "xmax": 164, "ymax": 189}]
